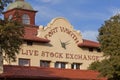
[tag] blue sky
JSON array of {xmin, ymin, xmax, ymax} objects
[{"xmin": 7, "ymin": 0, "xmax": 120, "ymax": 41}]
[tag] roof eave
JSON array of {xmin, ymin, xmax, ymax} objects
[
  {"xmin": 78, "ymin": 43, "xmax": 100, "ymax": 48},
  {"xmin": 23, "ymin": 38, "xmax": 50, "ymax": 43}
]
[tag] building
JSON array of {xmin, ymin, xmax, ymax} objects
[{"xmin": 0, "ymin": 0, "xmax": 107, "ymax": 80}]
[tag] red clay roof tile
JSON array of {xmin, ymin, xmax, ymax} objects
[
  {"xmin": 78, "ymin": 39, "xmax": 100, "ymax": 48},
  {"xmin": 23, "ymin": 27, "xmax": 50, "ymax": 43},
  {"xmin": 0, "ymin": 65, "xmax": 107, "ymax": 80}
]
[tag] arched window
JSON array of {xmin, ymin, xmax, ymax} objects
[
  {"xmin": 8, "ymin": 15, "xmax": 13, "ymax": 20},
  {"xmin": 22, "ymin": 14, "xmax": 30, "ymax": 24}
]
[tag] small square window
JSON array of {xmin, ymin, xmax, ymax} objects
[
  {"xmin": 97, "ymin": 48, "xmax": 101, "ymax": 52},
  {"xmin": 89, "ymin": 48, "xmax": 93, "ymax": 52},
  {"xmin": 27, "ymin": 41, "xmax": 33, "ymax": 46},
  {"xmin": 19, "ymin": 58, "xmax": 30, "ymax": 66},
  {"xmin": 55, "ymin": 62, "xmax": 66, "ymax": 69},
  {"xmin": 71, "ymin": 63, "xmax": 82, "ymax": 69},
  {"xmin": 40, "ymin": 60, "xmax": 50, "ymax": 68}
]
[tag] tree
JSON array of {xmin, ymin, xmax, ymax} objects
[
  {"xmin": 88, "ymin": 61, "xmax": 101, "ymax": 70},
  {"xmin": 0, "ymin": 0, "xmax": 24, "ymax": 63},
  {"xmin": 0, "ymin": 19, "xmax": 24, "ymax": 63},
  {"xmin": 0, "ymin": 0, "xmax": 12, "ymax": 14},
  {"xmin": 88, "ymin": 14, "xmax": 120, "ymax": 80}
]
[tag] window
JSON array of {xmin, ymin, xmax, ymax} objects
[
  {"xmin": 71, "ymin": 63, "xmax": 82, "ymax": 69},
  {"xmin": 8, "ymin": 15, "xmax": 13, "ymax": 20},
  {"xmin": 55, "ymin": 62, "xmax": 66, "ymax": 69},
  {"xmin": 61, "ymin": 62, "xmax": 66, "ymax": 68},
  {"xmin": 22, "ymin": 14, "xmax": 30, "ymax": 24},
  {"xmin": 40, "ymin": 60, "xmax": 50, "ymax": 68},
  {"xmin": 97, "ymin": 48, "xmax": 101, "ymax": 52},
  {"xmin": 27, "ymin": 41, "xmax": 33, "ymax": 46},
  {"xmin": 89, "ymin": 48, "xmax": 93, "ymax": 52},
  {"xmin": 19, "ymin": 58, "xmax": 30, "ymax": 66}
]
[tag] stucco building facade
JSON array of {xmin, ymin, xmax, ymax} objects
[{"xmin": 0, "ymin": 0, "xmax": 107, "ymax": 80}]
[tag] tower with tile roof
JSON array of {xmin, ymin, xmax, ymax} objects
[{"xmin": 3, "ymin": 0, "xmax": 37, "ymax": 26}]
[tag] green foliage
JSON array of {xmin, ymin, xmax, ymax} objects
[
  {"xmin": 0, "ymin": 19, "xmax": 24, "ymax": 63},
  {"xmin": 0, "ymin": 0, "xmax": 23, "ymax": 64},
  {"xmin": 89, "ymin": 14, "xmax": 120, "ymax": 80},
  {"xmin": 0, "ymin": 0, "xmax": 12, "ymax": 14},
  {"xmin": 98, "ymin": 15, "xmax": 120, "ymax": 57},
  {"xmin": 88, "ymin": 61, "xmax": 101, "ymax": 70}
]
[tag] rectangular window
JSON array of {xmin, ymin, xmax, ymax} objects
[
  {"xmin": 89, "ymin": 48, "xmax": 93, "ymax": 52},
  {"xmin": 55, "ymin": 62, "xmax": 60, "ymax": 68},
  {"xmin": 97, "ymin": 48, "xmax": 101, "ymax": 52},
  {"xmin": 19, "ymin": 58, "xmax": 30, "ymax": 66},
  {"xmin": 61, "ymin": 63, "xmax": 66, "ymax": 68},
  {"xmin": 40, "ymin": 60, "xmax": 50, "ymax": 68},
  {"xmin": 55, "ymin": 62, "xmax": 66, "ymax": 69},
  {"xmin": 27, "ymin": 41, "xmax": 33, "ymax": 46},
  {"xmin": 71, "ymin": 63, "xmax": 82, "ymax": 69}
]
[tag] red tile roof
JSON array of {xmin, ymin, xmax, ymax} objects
[
  {"xmin": 78, "ymin": 39, "xmax": 100, "ymax": 48},
  {"xmin": 0, "ymin": 65, "xmax": 107, "ymax": 80},
  {"xmin": 23, "ymin": 26, "xmax": 50, "ymax": 43}
]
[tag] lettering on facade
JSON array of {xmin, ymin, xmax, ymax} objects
[
  {"xmin": 21, "ymin": 49, "xmax": 101, "ymax": 61},
  {"xmin": 21, "ymin": 49, "xmax": 39, "ymax": 56},
  {"xmin": 41, "ymin": 51, "xmax": 100, "ymax": 61},
  {"xmin": 41, "ymin": 51, "xmax": 63, "ymax": 58},
  {"xmin": 44, "ymin": 27, "xmax": 79, "ymax": 43}
]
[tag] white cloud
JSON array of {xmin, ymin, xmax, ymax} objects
[{"xmin": 81, "ymin": 30, "xmax": 98, "ymax": 42}]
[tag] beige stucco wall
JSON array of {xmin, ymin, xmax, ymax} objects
[{"xmin": 4, "ymin": 17, "xmax": 104, "ymax": 70}]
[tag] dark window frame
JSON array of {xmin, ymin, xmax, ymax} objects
[
  {"xmin": 40, "ymin": 60, "xmax": 50, "ymax": 68},
  {"xmin": 97, "ymin": 48, "xmax": 101, "ymax": 52},
  {"xmin": 22, "ymin": 14, "xmax": 30, "ymax": 24},
  {"xmin": 89, "ymin": 48, "xmax": 94, "ymax": 52},
  {"xmin": 71, "ymin": 63, "xmax": 82, "ymax": 69},
  {"xmin": 55, "ymin": 62, "xmax": 67, "ymax": 69},
  {"xmin": 27, "ymin": 41, "xmax": 33, "ymax": 46},
  {"xmin": 19, "ymin": 58, "xmax": 30, "ymax": 66}
]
